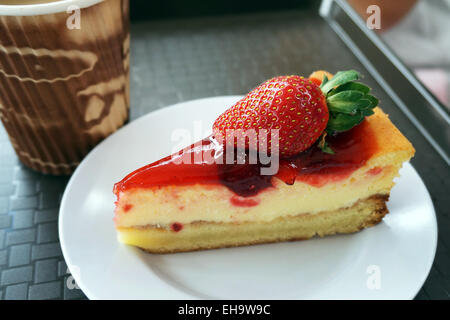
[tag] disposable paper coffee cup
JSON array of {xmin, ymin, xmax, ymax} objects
[{"xmin": 0, "ymin": 0, "xmax": 130, "ymax": 174}]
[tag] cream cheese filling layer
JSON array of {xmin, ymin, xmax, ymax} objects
[{"xmin": 114, "ymin": 152, "xmax": 410, "ymax": 228}]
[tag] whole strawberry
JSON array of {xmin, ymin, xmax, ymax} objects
[
  {"xmin": 214, "ymin": 76, "xmax": 328, "ymax": 157},
  {"xmin": 213, "ymin": 70, "xmax": 378, "ymax": 157}
]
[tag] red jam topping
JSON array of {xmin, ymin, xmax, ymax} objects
[
  {"xmin": 230, "ymin": 196, "xmax": 260, "ymax": 207},
  {"xmin": 123, "ymin": 203, "xmax": 133, "ymax": 212},
  {"xmin": 170, "ymin": 222, "xmax": 183, "ymax": 232},
  {"xmin": 277, "ymin": 121, "xmax": 377, "ymax": 187},
  {"xmin": 367, "ymin": 166, "xmax": 383, "ymax": 176},
  {"xmin": 113, "ymin": 120, "xmax": 377, "ymax": 199}
]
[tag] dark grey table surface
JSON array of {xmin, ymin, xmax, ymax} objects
[{"xmin": 0, "ymin": 9, "xmax": 449, "ymax": 300}]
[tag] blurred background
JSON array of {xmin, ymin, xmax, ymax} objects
[
  {"xmin": 130, "ymin": 0, "xmax": 450, "ymax": 110},
  {"xmin": 348, "ymin": 0, "xmax": 450, "ymax": 109}
]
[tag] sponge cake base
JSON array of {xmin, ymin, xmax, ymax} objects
[{"xmin": 117, "ymin": 194, "xmax": 388, "ymax": 253}]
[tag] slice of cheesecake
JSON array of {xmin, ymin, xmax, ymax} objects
[{"xmin": 113, "ymin": 71, "xmax": 414, "ymax": 253}]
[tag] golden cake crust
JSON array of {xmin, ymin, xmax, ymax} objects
[{"xmin": 367, "ymin": 108, "xmax": 415, "ymax": 157}]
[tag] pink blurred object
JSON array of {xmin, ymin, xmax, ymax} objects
[{"xmin": 414, "ymin": 68, "xmax": 449, "ymax": 107}]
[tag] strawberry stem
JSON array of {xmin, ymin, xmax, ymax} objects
[{"xmin": 318, "ymin": 132, "xmax": 334, "ymax": 155}]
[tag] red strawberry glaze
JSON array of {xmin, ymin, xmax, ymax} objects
[
  {"xmin": 278, "ymin": 120, "xmax": 378, "ymax": 187},
  {"xmin": 170, "ymin": 222, "xmax": 183, "ymax": 232},
  {"xmin": 113, "ymin": 120, "xmax": 377, "ymax": 202},
  {"xmin": 367, "ymin": 166, "xmax": 383, "ymax": 176},
  {"xmin": 230, "ymin": 196, "xmax": 260, "ymax": 207},
  {"xmin": 123, "ymin": 203, "xmax": 133, "ymax": 212}
]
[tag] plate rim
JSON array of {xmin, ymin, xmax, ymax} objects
[{"xmin": 59, "ymin": 96, "xmax": 438, "ymax": 300}]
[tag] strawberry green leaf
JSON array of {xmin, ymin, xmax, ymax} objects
[
  {"xmin": 326, "ymin": 90, "xmax": 364, "ymax": 114},
  {"xmin": 320, "ymin": 70, "xmax": 360, "ymax": 94},
  {"xmin": 366, "ymin": 95, "xmax": 379, "ymax": 108},
  {"xmin": 321, "ymin": 70, "xmax": 378, "ymax": 139},
  {"xmin": 361, "ymin": 108, "xmax": 375, "ymax": 117},
  {"xmin": 328, "ymin": 82, "xmax": 370, "ymax": 96},
  {"xmin": 354, "ymin": 98, "xmax": 372, "ymax": 109},
  {"xmin": 326, "ymin": 112, "xmax": 364, "ymax": 134},
  {"xmin": 321, "ymin": 75, "xmax": 329, "ymax": 88}
]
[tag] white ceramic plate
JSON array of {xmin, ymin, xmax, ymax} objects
[{"xmin": 59, "ymin": 96, "xmax": 437, "ymax": 300}]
